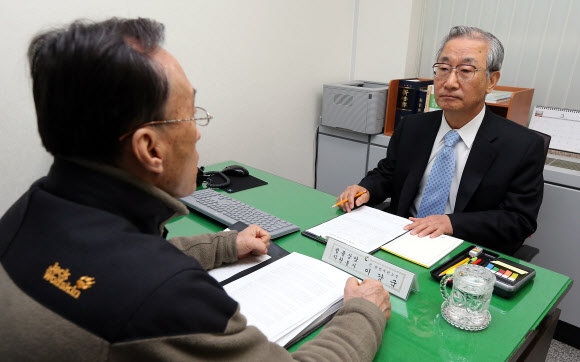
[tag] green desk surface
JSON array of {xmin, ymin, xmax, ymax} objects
[{"xmin": 166, "ymin": 161, "xmax": 572, "ymax": 361}]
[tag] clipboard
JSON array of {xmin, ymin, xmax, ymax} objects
[{"xmin": 219, "ymin": 222, "xmax": 289, "ymax": 286}]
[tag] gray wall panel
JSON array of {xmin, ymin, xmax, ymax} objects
[{"xmin": 527, "ymin": 183, "xmax": 580, "ymax": 327}]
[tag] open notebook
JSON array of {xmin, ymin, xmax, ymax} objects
[{"xmin": 381, "ymin": 232, "xmax": 463, "ymax": 268}]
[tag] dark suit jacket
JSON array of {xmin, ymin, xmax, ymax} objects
[{"xmin": 359, "ymin": 107, "xmax": 545, "ymax": 255}]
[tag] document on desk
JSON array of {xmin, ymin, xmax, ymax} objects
[
  {"xmin": 223, "ymin": 252, "xmax": 351, "ymax": 348},
  {"xmin": 381, "ymin": 232, "xmax": 463, "ymax": 268},
  {"xmin": 303, "ymin": 206, "xmax": 412, "ymax": 253}
]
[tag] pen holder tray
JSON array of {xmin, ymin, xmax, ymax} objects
[
  {"xmin": 431, "ymin": 246, "xmax": 499, "ymax": 280},
  {"xmin": 431, "ymin": 246, "xmax": 536, "ymax": 298}
]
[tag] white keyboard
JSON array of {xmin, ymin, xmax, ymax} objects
[{"xmin": 180, "ymin": 189, "xmax": 300, "ymax": 239}]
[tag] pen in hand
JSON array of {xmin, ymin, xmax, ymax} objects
[{"xmin": 332, "ymin": 191, "xmax": 368, "ymax": 208}]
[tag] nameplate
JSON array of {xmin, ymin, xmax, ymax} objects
[{"xmin": 322, "ymin": 238, "xmax": 419, "ymax": 300}]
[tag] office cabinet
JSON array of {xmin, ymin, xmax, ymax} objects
[
  {"xmin": 315, "ymin": 126, "xmax": 390, "ymax": 197},
  {"xmin": 484, "ymin": 85, "xmax": 534, "ymax": 127},
  {"xmin": 315, "ymin": 126, "xmax": 369, "ymax": 197},
  {"xmin": 527, "ymin": 168, "xmax": 580, "ymax": 329},
  {"xmin": 383, "ymin": 78, "xmax": 432, "ymax": 136},
  {"xmin": 368, "ymin": 134, "xmax": 390, "ymax": 171}
]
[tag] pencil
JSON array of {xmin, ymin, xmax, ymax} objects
[
  {"xmin": 331, "ymin": 191, "xmax": 367, "ymax": 208},
  {"xmin": 438, "ymin": 257, "xmax": 470, "ymax": 277}
]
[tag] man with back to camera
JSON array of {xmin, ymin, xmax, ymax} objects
[
  {"xmin": 0, "ymin": 18, "xmax": 391, "ymax": 361},
  {"xmin": 338, "ymin": 26, "xmax": 545, "ymax": 255}
]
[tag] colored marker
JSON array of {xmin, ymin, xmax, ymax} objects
[
  {"xmin": 438, "ymin": 257, "xmax": 470, "ymax": 277},
  {"xmin": 332, "ymin": 191, "xmax": 368, "ymax": 208}
]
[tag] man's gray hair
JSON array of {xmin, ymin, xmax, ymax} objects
[{"xmin": 435, "ymin": 25, "xmax": 504, "ymax": 77}]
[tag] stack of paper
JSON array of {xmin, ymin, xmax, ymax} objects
[
  {"xmin": 485, "ymin": 90, "xmax": 513, "ymax": 103},
  {"xmin": 223, "ymin": 252, "xmax": 352, "ymax": 347}
]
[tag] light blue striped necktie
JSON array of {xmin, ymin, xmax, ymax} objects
[{"xmin": 417, "ymin": 130, "xmax": 461, "ymax": 218}]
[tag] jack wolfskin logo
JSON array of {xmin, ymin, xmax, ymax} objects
[
  {"xmin": 43, "ymin": 262, "xmax": 95, "ymax": 299},
  {"xmin": 76, "ymin": 276, "xmax": 96, "ymax": 290}
]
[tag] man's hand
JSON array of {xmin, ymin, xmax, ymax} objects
[
  {"xmin": 236, "ymin": 225, "xmax": 270, "ymax": 259},
  {"xmin": 404, "ymin": 215, "xmax": 453, "ymax": 238},
  {"xmin": 337, "ymin": 185, "xmax": 370, "ymax": 213},
  {"xmin": 344, "ymin": 277, "xmax": 391, "ymax": 320}
]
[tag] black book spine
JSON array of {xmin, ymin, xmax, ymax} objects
[
  {"xmin": 396, "ymin": 83, "xmax": 417, "ymax": 112},
  {"xmin": 416, "ymin": 87, "xmax": 429, "ymax": 113},
  {"xmin": 395, "ymin": 79, "xmax": 433, "ymax": 128}
]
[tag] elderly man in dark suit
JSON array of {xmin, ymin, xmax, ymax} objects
[{"xmin": 338, "ymin": 26, "xmax": 544, "ymax": 255}]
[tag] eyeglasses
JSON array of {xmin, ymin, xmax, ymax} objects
[
  {"xmin": 118, "ymin": 106, "xmax": 212, "ymax": 141},
  {"xmin": 432, "ymin": 63, "xmax": 486, "ymax": 81}
]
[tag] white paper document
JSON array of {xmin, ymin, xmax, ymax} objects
[
  {"xmin": 304, "ymin": 206, "xmax": 412, "ymax": 253},
  {"xmin": 223, "ymin": 252, "xmax": 351, "ymax": 346},
  {"xmin": 208, "ymin": 254, "xmax": 271, "ymax": 283}
]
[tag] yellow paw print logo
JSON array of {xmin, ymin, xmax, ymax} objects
[{"xmin": 76, "ymin": 276, "xmax": 96, "ymax": 290}]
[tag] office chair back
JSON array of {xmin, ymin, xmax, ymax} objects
[
  {"xmin": 513, "ymin": 128, "xmax": 552, "ymax": 262},
  {"xmin": 530, "ymin": 129, "xmax": 551, "ymax": 163}
]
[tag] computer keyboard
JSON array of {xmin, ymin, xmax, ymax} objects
[{"xmin": 180, "ymin": 188, "xmax": 300, "ymax": 239}]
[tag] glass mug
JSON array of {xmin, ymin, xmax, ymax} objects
[{"xmin": 439, "ymin": 264, "xmax": 496, "ymax": 331}]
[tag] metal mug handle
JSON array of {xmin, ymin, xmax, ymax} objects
[{"xmin": 440, "ymin": 274, "xmax": 453, "ymax": 301}]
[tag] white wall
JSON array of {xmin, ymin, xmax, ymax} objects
[
  {"xmin": 354, "ymin": 0, "xmax": 424, "ymax": 81},
  {"xmin": 0, "ymin": 0, "xmax": 421, "ymax": 215}
]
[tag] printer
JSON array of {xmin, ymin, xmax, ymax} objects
[{"xmin": 321, "ymin": 81, "xmax": 389, "ymax": 135}]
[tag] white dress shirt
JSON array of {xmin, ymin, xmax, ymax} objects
[{"xmin": 410, "ymin": 105, "xmax": 486, "ymax": 217}]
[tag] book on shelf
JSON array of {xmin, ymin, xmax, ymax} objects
[
  {"xmin": 424, "ymin": 84, "xmax": 441, "ymax": 112},
  {"xmin": 222, "ymin": 252, "xmax": 352, "ymax": 348},
  {"xmin": 416, "ymin": 87, "xmax": 428, "ymax": 114},
  {"xmin": 395, "ymin": 79, "xmax": 433, "ymax": 127},
  {"xmin": 485, "ymin": 90, "xmax": 513, "ymax": 103}
]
